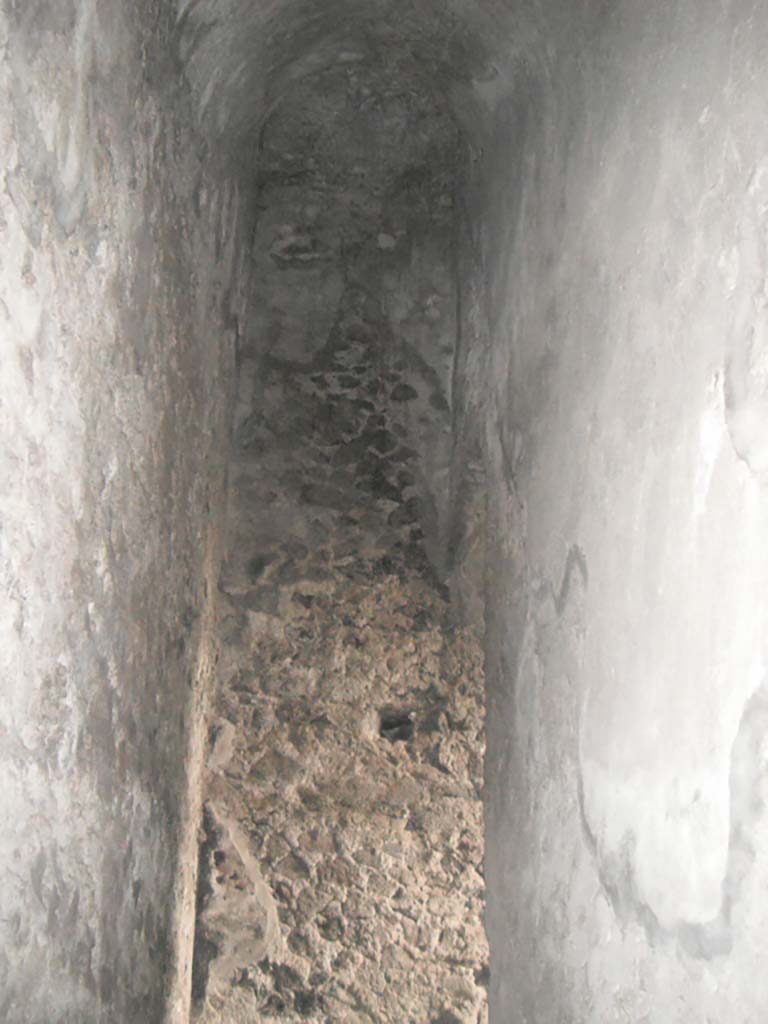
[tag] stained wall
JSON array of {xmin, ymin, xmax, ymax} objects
[
  {"xmin": 7, "ymin": 1, "xmax": 768, "ymax": 1021},
  {"xmin": 0, "ymin": 3, "xmax": 250, "ymax": 1020},
  {"xmin": 465, "ymin": 3, "xmax": 768, "ymax": 1020}
]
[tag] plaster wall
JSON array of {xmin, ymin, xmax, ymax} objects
[
  {"xmin": 0, "ymin": 3, "xmax": 250, "ymax": 1020},
  {"xmin": 468, "ymin": 3, "xmax": 768, "ymax": 1020},
  {"xmin": 7, "ymin": 0, "xmax": 768, "ymax": 1020}
]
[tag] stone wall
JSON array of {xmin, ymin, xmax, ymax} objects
[
  {"xmin": 465, "ymin": 3, "xmax": 768, "ymax": 1020},
  {"xmin": 0, "ymin": 3, "xmax": 250, "ymax": 1020},
  {"xmin": 244, "ymin": 51, "xmax": 461, "ymax": 565},
  {"xmin": 191, "ymin": 48, "xmax": 489, "ymax": 1020},
  {"xmin": 193, "ymin": 252, "xmax": 489, "ymax": 1024},
  {"xmin": 8, "ymin": 0, "xmax": 768, "ymax": 1020}
]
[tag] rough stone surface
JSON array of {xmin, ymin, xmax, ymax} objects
[
  {"xmin": 192, "ymin": 264, "xmax": 488, "ymax": 1023},
  {"xmin": 243, "ymin": 44, "xmax": 462, "ymax": 572},
  {"xmin": 189, "ymin": 66, "xmax": 489, "ymax": 1013},
  {"xmin": 197, "ymin": 574, "xmax": 487, "ymax": 1024},
  {"xmin": 0, "ymin": 4, "xmax": 250, "ymax": 1021}
]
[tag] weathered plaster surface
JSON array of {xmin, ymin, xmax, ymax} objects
[
  {"xmin": 8, "ymin": 0, "xmax": 768, "ymax": 1020},
  {"xmin": 0, "ymin": 3, "xmax": 250, "ymax": 1020},
  {"xmin": 468, "ymin": 2, "xmax": 768, "ymax": 1020}
]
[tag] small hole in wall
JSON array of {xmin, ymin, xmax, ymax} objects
[{"xmin": 379, "ymin": 708, "xmax": 414, "ymax": 742}]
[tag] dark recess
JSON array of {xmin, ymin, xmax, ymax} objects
[{"xmin": 379, "ymin": 708, "xmax": 415, "ymax": 742}]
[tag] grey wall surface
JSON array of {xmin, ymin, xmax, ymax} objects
[
  {"xmin": 464, "ymin": 2, "xmax": 768, "ymax": 1020},
  {"xmin": 0, "ymin": 2, "xmax": 250, "ymax": 1020},
  {"xmin": 6, "ymin": 0, "xmax": 768, "ymax": 1021}
]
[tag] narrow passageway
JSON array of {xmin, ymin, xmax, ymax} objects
[
  {"xmin": 8, "ymin": 4, "xmax": 768, "ymax": 1022},
  {"xmin": 190, "ymin": 48, "xmax": 489, "ymax": 1024}
]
